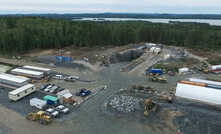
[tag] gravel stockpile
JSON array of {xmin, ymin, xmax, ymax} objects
[{"xmin": 108, "ymin": 96, "xmax": 141, "ymax": 113}]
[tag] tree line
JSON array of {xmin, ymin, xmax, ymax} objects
[{"xmin": 0, "ymin": 16, "xmax": 221, "ymax": 54}]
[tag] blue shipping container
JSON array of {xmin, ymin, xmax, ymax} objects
[
  {"xmin": 56, "ymin": 56, "xmax": 72, "ymax": 62},
  {"xmin": 149, "ymin": 69, "xmax": 163, "ymax": 75},
  {"xmin": 47, "ymin": 100, "xmax": 56, "ymax": 105}
]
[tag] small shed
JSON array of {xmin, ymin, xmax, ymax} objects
[{"xmin": 57, "ymin": 89, "xmax": 73, "ymax": 103}]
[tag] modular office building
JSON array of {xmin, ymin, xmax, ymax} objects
[
  {"xmin": 11, "ymin": 68, "xmax": 44, "ymax": 79},
  {"xmin": 22, "ymin": 65, "xmax": 52, "ymax": 75},
  {"xmin": 9, "ymin": 84, "xmax": 36, "ymax": 101},
  {"xmin": 0, "ymin": 73, "xmax": 30, "ymax": 87}
]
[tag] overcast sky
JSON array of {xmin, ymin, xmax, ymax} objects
[{"xmin": 0, "ymin": 0, "xmax": 221, "ymax": 14}]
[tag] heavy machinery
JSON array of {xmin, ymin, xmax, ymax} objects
[
  {"xmin": 144, "ymin": 99, "xmax": 158, "ymax": 116},
  {"xmin": 149, "ymin": 74, "xmax": 167, "ymax": 83},
  {"xmin": 26, "ymin": 111, "xmax": 52, "ymax": 125}
]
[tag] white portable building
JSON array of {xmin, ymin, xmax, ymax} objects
[
  {"xmin": 179, "ymin": 68, "xmax": 189, "ymax": 74},
  {"xmin": 30, "ymin": 98, "xmax": 47, "ymax": 109},
  {"xmin": 22, "ymin": 65, "xmax": 52, "ymax": 74},
  {"xmin": 11, "ymin": 68, "xmax": 44, "ymax": 79},
  {"xmin": 9, "ymin": 84, "xmax": 36, "ymax": 101},
  {"xmin": 0, "ymin": 73, "xmax": 30, "ymax": 87},
  {"xmin": 175, "ymin": 82, "xmax": 221, "ymax": 105},
  {"xmin": 154, "ymin": 48, "xmax": 161, "ymax": 54}
]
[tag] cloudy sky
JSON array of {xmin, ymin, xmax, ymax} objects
[{"xmin": 0, "ymin": 0, "xmax": 221, "ymax": 14}]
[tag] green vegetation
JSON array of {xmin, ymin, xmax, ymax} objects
[{"xmin": 0, "ymin": 16, "xmax": 221, "ymax": 54}]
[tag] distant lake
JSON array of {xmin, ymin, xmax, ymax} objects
[{"xmin": 72, "ymin": 18, "xmax": 221, "ymax": 26}]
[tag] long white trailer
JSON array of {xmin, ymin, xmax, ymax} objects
[
  {"xmin": 11, "ymin": 68, "xmax": 44, "ymax": 79},
  {"xmin": 9, "ymin": 84, "xmax": 36, "ymax": 101},
  {"xmin": 22, "ymin": 65, "xmax": 52, "ymax": 74},
  {"xmin": 0, "ymin": 73, "xmax": 30, "ymax": 87}
]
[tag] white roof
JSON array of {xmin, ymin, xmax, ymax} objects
[
  {"xmin": 11, "ymin": 68, "xmax": 43, "ymax": 76},
  {"xmin": 57, "ymin": 89, "xmax": 70, "ymax": 96},
  {"xmin": 30, "ymin": 98, "xmax": 46, "ymax": 104},
  {"xmin": 23, "ymin": 65, "xmax": 51, "ymax": 72},
  {"xmin": 10, "ymin": 84, "xmax": 35, "ymax": 95},
  {"xmin": 189, "ymin": 78, "xmax": 221, "ymax": 86},
  {"xmin": 63, "ymin": 93, "xmax": 73, "ymax": 99},
  {"xmin": 0, "ymin": 73, "xmax": 29, "ymax": 83},
  {"xmin": 176, "ymin": 83, "xmax": 221, "ymax": 105}
]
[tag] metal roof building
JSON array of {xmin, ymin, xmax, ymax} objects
[
  {"xmin": 11, "ymin": 68, "xmax": 44, "ymax": 79},
  {"xmin": 189, "ymin": 78, "xmax": 221, "ymax": 86},
  {"xmin": 0, "ymin": 73, "xmax": 30, "ymax": 87},
  {"xmin": 176, "ymin": 81, "xmax": 221, "ymax": 105},
  {"xmin": 22, "ymin": 65, "xmax": 52, "ymax": 74}
]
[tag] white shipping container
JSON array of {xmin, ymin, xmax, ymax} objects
[
  {"xmin": 176, "ymin": 83, "xmax": 221, "ymax": 105},
  {"xmin": 30, "ymin": 98, "xmax": 47, "ymax": 109}
]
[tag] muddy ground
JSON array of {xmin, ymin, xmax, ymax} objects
[{"xmin": 0, "ymin": 45, "xmax": 221, "ymax": 134}]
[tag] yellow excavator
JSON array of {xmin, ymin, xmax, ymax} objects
[
  {"xmin": 144, "ymin": 99, "xmax": 158, "ymax": 116},
  {"xmin": 149, "ymin": 74, "xmax": 167, "ymax": 83},
  {"xmin": 26, "ymin": 111, "xmax": 52, "ymax": 125}
]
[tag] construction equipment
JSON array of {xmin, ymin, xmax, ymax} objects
[
  {"xmin": 26, "ymin": 111, "xmax": 52, "ymax": 125},
  {"xmin": 149, "ymin": 74, "xmax": 167, "ymax": 83},
  {"xmin": 144, "ymin": 99, "xmax": 158, "ymax": 116}
]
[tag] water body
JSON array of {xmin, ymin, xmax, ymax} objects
[{"xmin": 73, "ymin": 18, "xmax": 221, "ymax": 26}]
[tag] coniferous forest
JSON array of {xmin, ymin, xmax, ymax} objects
[{"xmin": 0, "ymin": 16, "xmax": 221, "ymax": 54}]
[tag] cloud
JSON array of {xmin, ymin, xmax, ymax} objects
[{"xmin": 0, "ymin": 0, "xmax": 221, "ymax": 14}]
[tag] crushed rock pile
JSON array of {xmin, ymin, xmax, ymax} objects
[{"xmin": 108, "ymin": 96, "xmax": 142, "ymax": 113}]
